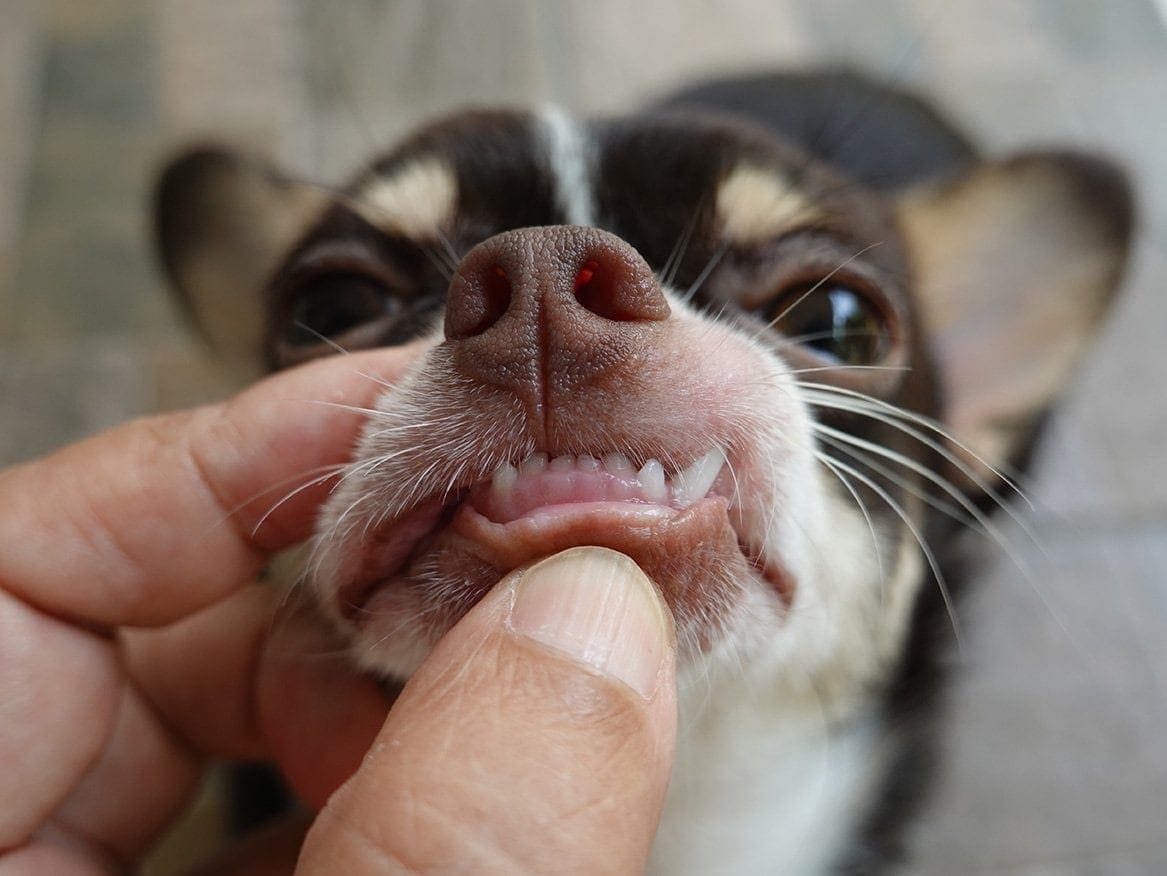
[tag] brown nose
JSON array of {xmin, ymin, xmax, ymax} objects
[{"xmin": 443, "ymin": 226, "xmax": 670, "ymax": 431}]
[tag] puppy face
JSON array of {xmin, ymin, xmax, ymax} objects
[{"xmin": 156, "ymin": 105, "xmax": 1131, "ymax": 707}]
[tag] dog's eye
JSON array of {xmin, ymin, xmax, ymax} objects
[
  {"xmin": 285, "ymin": 272, "xmax": 401, "ymax": 347},
  {"xmin": 763, "ymin": 283, "xmax": 887, "ymax": 364}
]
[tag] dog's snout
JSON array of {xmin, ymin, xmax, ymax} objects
[
  {"xmin": 443, "ymin": 226, "xmax": 670, "ymax": 434},
  {"xmin": 444, "ymin": 225, "xmax": 668, "ymax": 341}
]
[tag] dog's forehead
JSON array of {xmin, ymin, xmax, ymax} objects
[{"xmin": 343, "ymin": 107, "xmax": 873, "ymax": 267}]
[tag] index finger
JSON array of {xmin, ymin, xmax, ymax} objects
[{"xmin": 0, "ymin": 347, "xmax": 416, "ymax": 628}]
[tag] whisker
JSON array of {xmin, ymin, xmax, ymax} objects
[
  {"xmin": 661, "ymin": 209, "xmax": 702, "ymax": 288},
  {"xmin": 815, "ymin": 450, "xmax": 964, "ymax": 652},
  {"xmin": 817, "ymin": 432, "xmax": 1079, "ymax": 648},
  {"xmin": 817, "ymin": 452, "xmax": 886, "ymax": 604},
  {"xmin": 819, "ymin": 433, "xmax": 978, "ymax": 531},
  {"xmin": 197, "ymin": 462, "xmax": 349, "ymax": 544},
  {"xmin": 248, "ymin": 466, "xmax": 354, "ymax": 539},
  {"xmin": 776, "ymin": 327, "xmax": 882, "ymax": 350},
  {"xmin": 433, "ymin": 226, "xmax": 462, "ymax": 274},
  {"xmin": 799, "ymin": 382, "xmax": 1033, "ymax": 511},
  {"xmin": 750, "ymin": 242, "xmax": 883, "ymax": 342},
  {"xmin": 807, "ymin": 389, "xmax": 1046, "ymax": 558},
  {"xmin": 786, "ymin": 364, "xmax": 910, "ymax": 376}
]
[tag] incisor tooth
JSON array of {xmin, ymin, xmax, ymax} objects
[
  {"xmin": 638, "ymin": 459, "xmax": 667, "ymax": 502},
  {"xmin": 492, "ymin": 461, "xmax": 518, "ymax": 497},
  {"xmin": 602, "ymin": 452, "xmax": 633, "ymax": 474},
  {"xmin": 520, "ymin": 452, "xmax": 548, "ymax": 473},
  {"xmin": 549, "ymin": 455, "xmax": 575, "ymax": 472}
]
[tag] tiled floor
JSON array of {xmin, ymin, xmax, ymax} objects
[{"xmin": 2, "ymin": 2, "xmax": 1165, "ymax": 872}]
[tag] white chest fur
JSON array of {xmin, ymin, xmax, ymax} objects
[{"xmin": 650, "ymin": 669, "xmax": 883, "ymax": 875}]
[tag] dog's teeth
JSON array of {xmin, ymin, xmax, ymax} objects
[
  {"xmin": 491, "ymin": 461, "xmax": 518, "ymax": 498},
  {"xmin": 602, "ymin": 452, "xmax": 633, "ymax": 474},
  {"xmin": 577, "ymin": 454, "xmax": 600, "ymax": 471},
  {"xmin": 638, "ymin": 458, "xmax": 667, "ymax": 502},
  {"xmin": 520, "ymin": 451, "xmax": 548, "ymax": 473},
  {"xmin": 549, "ymin": 454, "xmax": 575, "ymax": 472},
  {"xmin": 672, "ymin": 446, "xmax": 726, "ymax": 508}
]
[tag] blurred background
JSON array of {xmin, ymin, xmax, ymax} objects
[{"xmin": 1, "ymin": 1, "xmax": 1165, "ymax": 872}]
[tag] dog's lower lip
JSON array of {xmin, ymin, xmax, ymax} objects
[
  {"xmin": 336, "ymin": 447, "xmax": 791, "ymax": 621},
  {"xmin": 448, "ymin": 498, "xmax": 712, "ymax": 570}
]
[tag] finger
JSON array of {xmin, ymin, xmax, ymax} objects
[
  {"xmin": 2, "ymin": 825, "xmax": 117, "ymax": 876},
  {"xmin": 49, "ymin": 680, "xmax": 200, "ymax": 864},
  {"xmin": 0, "ymin": 345, "xmax": 419, "ymax": 628},
  {"xmin": 124, "ymin": 584, "xmax": 390, "ymax": 804},
  {"xmin": 256, "ymin": 599, "xmax": 392, "ymax": 809},
  {"xmin": 0, "ymin": 586, "xmax": 120, "ymax": 850},
  {"xmin": 298, "ymin": 548, "xmax": 677, "ymax": 875},
  {"xmin": 122, "ymin": 584, "xmax": 278, "ymax": 761}
]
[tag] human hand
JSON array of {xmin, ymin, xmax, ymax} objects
[
  {"xmin": 0, "ymin": 349, "xmax": 677, "ymax": 873},
  {"xmin": 299, "ymin": 545, "xmax": 677, "ymax": 874}
]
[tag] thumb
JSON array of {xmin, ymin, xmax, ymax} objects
[{"xmin": 297, "ymin": 546, "xmax": 677, "ymax": 875}]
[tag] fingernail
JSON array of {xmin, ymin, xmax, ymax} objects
[{"xmin": 507, "ymin": 547, "xmax": 671, "ymax": 698}]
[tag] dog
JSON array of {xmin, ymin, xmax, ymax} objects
[{"xmin": 154, "ymin": 70, "xmax": 1133, "ymax": 872}]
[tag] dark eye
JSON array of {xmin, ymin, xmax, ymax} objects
[
  {"xmin": 763, "ymin": 283, "xmax": 887, "ymax": 364},
  {"xmin": 285, "ymin": 272, "xmax": 400, "ymax": 346}
]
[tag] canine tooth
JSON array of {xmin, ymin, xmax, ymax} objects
[
  {"xmin": 519, "ymin": 452, "xmax": 548, "ymax": 473},
  {"xmin": 549, "ymin": 454, "xmax": 575, "ymax": 472},
  {"xmin": 672, "ymin": 446, "xmax": 726, "ymax": 508},
  {"xmin": 602, "ymin": 452, "xmax": 633, "ymax": 474},
  {"xmin": 491, "ymin": 461, "xmax": 518, "ymax": 497},
  {"xmin": 638, "ymin": 459, "xmax": 667, "ymax": 502}
]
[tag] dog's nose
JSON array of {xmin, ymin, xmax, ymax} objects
[
  {"xmin": 444, "ymin": 226, "xmax": 670, "ymax": 428},
  {"xmin": 445, "ymin": 225, "xmax": 669, "ymax": 339}
]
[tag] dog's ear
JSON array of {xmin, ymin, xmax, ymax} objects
[
  {"xmin": 154, "ymin": 147, "xmax": 326, "ymax": 375},
  {"xmin": 897, "ymin": 152, "xmax": 1134, "ymax": 488}
]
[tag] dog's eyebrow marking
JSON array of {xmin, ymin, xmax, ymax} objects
[
  {"xmin": 353, "ymin": 157, "xmax": 458, "ymax": 239},
  {"xmin": 716, "ymin": 164, "xmax": 821, "ymax": 244},
  {"xmin": 538, "ymin": 105, "xmax": 596, "ymax": 227}
]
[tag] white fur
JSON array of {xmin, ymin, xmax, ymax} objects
[
  {"xmin": 537, "ymin": 105, "xmax": 596, "ymax": 227},
  {"xmin": 653, "ymin": 680, "xmax": 882, "ymax": 874}
]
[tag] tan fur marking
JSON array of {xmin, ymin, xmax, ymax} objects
[
  {"xmin": 716, "ymin": 165, "xmax": 820, "ymax": 244},
  {"xmin": 355, "ymin": 158, "xmax": 457, "ymax": 239}
]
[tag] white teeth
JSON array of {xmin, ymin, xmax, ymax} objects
[
  {"xmin": 602, "ymin": 452, "xmax": 634, "ymax": 474},
  {"xmin": 549, "ymin": 455, "xmax": 575, "ymax": 472},
  {"xmin": 491, "ymin": 461, "xmax": 518, "ymax": 498},
  {"xmin": 638, "ymin": 458, "xmax": 667, "ymax": 502},
  {"xmin": 519, "ymin": 451, "xmax": 548, "ymax": 473},
  {"xmin": 491, "ymin": 447, "xmax": 726, "ymax": 509},
  {"xmin": 672, "ymin": 446, "xmax": 726, "ymax": 508}
]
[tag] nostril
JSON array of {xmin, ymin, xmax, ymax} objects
[
  {"xmin": 574, "ymin": 260, "xmax": 599, "ymax": 295},
  {"xmin": 574, "ymin": 256, "xmax": 666, "ymax": 322},
  {"xmin": 447, "ymin": 263, "xmax": 513, "ymax": 340},
  {"xmin": 483, "ymin": 265, "xmax": 512, "ymax": 329},
  {"xmin": 573, "ymin": 259, "xmax": 620, "ymax": 318}
]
